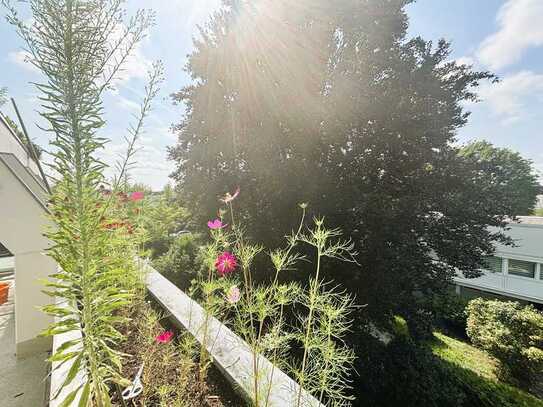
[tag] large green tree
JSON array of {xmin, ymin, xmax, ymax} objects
[
  {"xmin": 170, "ymin": 0, "xmax": 513, "ymax": 324},
  {"xmin": 459, "ymin": 141, "xmax": 540, "ymax": 216}
]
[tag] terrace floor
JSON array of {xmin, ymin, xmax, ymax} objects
[{"xmin": 0, "ymin": 257, "xmax": 49, "ymax": 407}]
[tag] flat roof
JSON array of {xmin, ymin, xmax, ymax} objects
[{"xmin": 515, "ymin": 216, "xmax": 543, "ymax": 225}]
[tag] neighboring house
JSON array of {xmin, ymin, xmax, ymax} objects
[
  {"xmin": 455, "ymin": 216, "xmax": 543, "ymax": 304},
  {"xmin": 0, "ymin": 112, "xmax": 54, "ymax": 357},
  {"xmin": 536, "ymin": 195, "xmax": 543, "ymax": 210}
]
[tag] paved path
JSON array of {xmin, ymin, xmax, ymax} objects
[{"xmin": 0, "ymin": 259, "xmax": 48, "ymax": 407}]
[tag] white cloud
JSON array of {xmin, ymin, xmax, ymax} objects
[
  {"xmin": 477, "ymin": 0, "xmax": 543, "ymax": 70},
  {"xmin": 162, "ymin": 0, "xmax": 222, "ymax": 29},
  {"xmin": 477, "ymin": 71, "xmax": 543, "ymax": 124},
  {"xmin": 116, "ymin": 95, "xmax": 141, "ymax": 113},
  {"xmin": 9, "ymin": 22, "xmax": 153, "ymax": 85},
  {"xmin": 455, "ymin": 56, "xmax": 475, "ymax": 67},
  {"xmin": 8, "ymin": 50, "xmax": 40, "ymax": 74}
]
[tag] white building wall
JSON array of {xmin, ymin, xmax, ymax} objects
[
  {"xmin": 0, "ymin": 114, "xmax": 40, "ymax": 176},
  {"xmin": 0, "ymin": 115, "xmax": 54, "ymax": 357},
  {"xmin": 455, "ymin": 217, "xmax": 543, "ymax": 303}
]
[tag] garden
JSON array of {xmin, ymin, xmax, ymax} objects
[{"xmin": 2, "ymin": 0, "xmax": 543, "ymax": 406}]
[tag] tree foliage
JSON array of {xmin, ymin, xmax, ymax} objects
[
  {"xmin": 169, "ymin": 0, "xmax": 514, "ymax": 324},
  {"xmin": 460, "ymin": 141, "xmax": 540, "ymax": 216}
]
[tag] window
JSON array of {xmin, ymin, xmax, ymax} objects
[
  {"xmin": 508, "ymin": 259, "xmax": 536, "ymax": 279},
  {"xmin": 482, "ymin": 256, "xmax": 502, "ymax": 273}
]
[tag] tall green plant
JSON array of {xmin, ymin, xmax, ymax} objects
[{"xmin": 3, "ymin": 1, "xmax": 162, "ymax": 405}]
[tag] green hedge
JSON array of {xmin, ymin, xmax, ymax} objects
[{"xmin": 466, "ymin": 298, "xmax": 543, "ymax": 384}]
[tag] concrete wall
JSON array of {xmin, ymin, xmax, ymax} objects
[{"xmin": 0, "ymin": 159, "xmax": 53, "ymax": 356}]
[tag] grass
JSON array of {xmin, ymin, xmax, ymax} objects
[
  {"xmin": 431, "ymin": 331, "xmax": 499, "ymax": 380},
  {"xmin": 430, "ymin": 330, "xmax": 543, "ymax": 407}
]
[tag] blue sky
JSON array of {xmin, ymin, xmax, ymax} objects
[{"xmin": 1, "ymin": 0, "xmax": 541, "ymax": 189}]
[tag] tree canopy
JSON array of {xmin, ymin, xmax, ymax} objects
[
  {"xmin": 169, "ymin": 0, "xmax": 515, "ymax": 324},
  {"xmin": 460, "ymin": 140, "xmax": 540, "ymax": 216}
]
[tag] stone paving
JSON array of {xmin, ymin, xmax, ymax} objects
[{"xmin": 0, "ymin": 258, "xmax": 48, "ymax": 407}]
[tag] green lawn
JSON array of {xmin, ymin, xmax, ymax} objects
[
  {"xmin": 431, "ymin": 331, "xmax": 499, "ymax": 380},
  {"xmin": 430, "ymin": 331, "xmax": 543, "ymax": 407}
]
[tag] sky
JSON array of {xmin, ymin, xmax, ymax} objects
[{"xmin": 0, "ymin": 0, "xmax": 541, "ymax": 190}]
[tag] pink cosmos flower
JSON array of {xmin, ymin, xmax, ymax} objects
[
  {"xmin": 220, "ymin": 187, "xmax": 240, "ymax": 204},
  {"xmin": 226, "ymin": 286, "xmax": 241, "ymax": 304},
  {"xmin": 129, "ymin": 191, "xmax": 144, "ymax": 202},
  {"xmin": 155, "ymin": 330, "xmax": 173, "ymax": 344},
  {"xmin": 207, "ymin": 219, "xmax": 226, "ymax": 229},
  {"xmin": 215, "ymin": 251, "xmax": 238, "ymax": 276}
]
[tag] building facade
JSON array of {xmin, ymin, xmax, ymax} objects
[{"xmin": 455, "ymin": 217, "xmax": 543, "ymax": 304}]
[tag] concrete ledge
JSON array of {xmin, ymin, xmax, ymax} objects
[
  {"xmin": 16, "ymin": 335, "xmax": 51, "ymax": 359},
  {"xmin": 144, "ymin": 263, "xmax": 323, "ymax": 407},
  {"xmin": 49, "ymin": 301, "xmax": 85, "ymax": 407}
]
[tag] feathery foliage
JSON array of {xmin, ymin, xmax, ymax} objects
[{"xmin": 198, "ymin": 191, "xmax": 358, "ymax": 406}]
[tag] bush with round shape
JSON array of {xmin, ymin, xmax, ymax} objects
[{"xmin": 466, "ymin": 298, "xmax": 543, "ymax": 384}]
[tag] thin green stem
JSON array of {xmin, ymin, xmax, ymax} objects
[
  {"xmin": 296, "ymin": 246, "xmax": 322, "ymax": 407},
  {"xmin": 318, "ymin": 315, "xmax": 333, "ymax": 404}
]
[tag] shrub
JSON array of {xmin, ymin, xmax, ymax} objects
[
  {"xmin": 152, "ymin": 232, "xmax": 204, "ymax": 290},
  {"xmin": 466, "ymin": 298, "xmax": 543, "ymax": 384},
  {"xmin": 143, "ymin": 185, "xmax": 192, "ymax": 258},
  {"xmin": 434, "ymin": 290, "xmax": 469, "ymax": 333}
]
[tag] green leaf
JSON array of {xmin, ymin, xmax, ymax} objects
[
  {"xmin": 62, "ymin": 353, "xmax": 83, "ymax": 389},
  {"xmin": 58, "ymin": 385, "xmax": 83, "ymax": 407},
  {"xmin": 78, "ymin": 382, "xmax": 90, "ymax": 407}
]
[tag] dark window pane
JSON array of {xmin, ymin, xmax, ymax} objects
[
  {"xmin": 508, "ymin": 259, "xmax": 535, "ymax": 278},
  {"xmin": 482, "ymin": 256, "xmax": 502, "ymax": 273}
]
